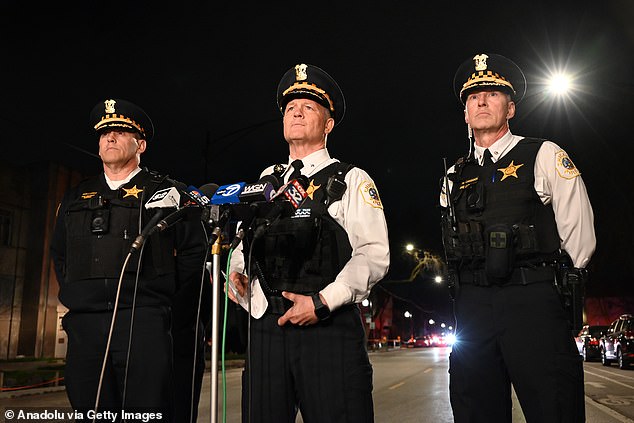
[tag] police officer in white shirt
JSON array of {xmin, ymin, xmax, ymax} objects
[
  {"xmin": 441, "ymin": 53, "xmax": 596, "ymax": 423},
  {"xmin": 227, "ymin": 63, "xmax": 389, "ymax": 423}
]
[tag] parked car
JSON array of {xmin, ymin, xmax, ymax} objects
[
  {"xmin": 575, "ymin": 324, "xmax": 608, "ymax": 361},
  {"xmin": 406, "ymin": 336, "xmax": 431, "ymax": 348},
  {"xmin": 600, "ymin": 314, "xmax": 634, "ymax": 369}
]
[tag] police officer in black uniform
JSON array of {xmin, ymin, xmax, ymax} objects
[
  {"xmin": 227, "ymin": 64, "xmax": 390, "ymax": 423},
  {"xmin": 51, "ymin": 99, "xmax": 207, "ymax": 421},
  {"xmin": 441, "ymin": 54, "xmax": 596, "ymax": 422}
]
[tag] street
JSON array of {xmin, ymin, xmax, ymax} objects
[{"xmin": 3, "ymin": 347, "xmax": 634, "ymax": 422}]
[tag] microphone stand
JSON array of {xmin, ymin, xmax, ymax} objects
[{"xmin": 209, "ymin": 229, "xmax": 223, "ymax": 423}]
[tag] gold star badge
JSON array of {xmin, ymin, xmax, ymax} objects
[
  {"xmin": 306, "ymin": 179, "xmax": 321, "ymax": 200},
  {"xmin": 497, "ymin": 161, "xmax": 524, "ymax": 181},
  {"xmin": 122, "ymin": 185, "xmax": 143, "ymax": 198}
]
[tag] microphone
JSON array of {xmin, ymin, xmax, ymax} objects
[
  {"xmin": 183, "ymin": 185, "xmax": 212, "ymax": 206},
  {"xmin": 156, "ymin": 183, "xmax": 220, "ymax": 231},
  {"xmin": 130, "ymin": 210, "xmax": 165, "ymax": 253},
  {"xmin": 252, "ymin": 176, "xmax": 309, "ymax": 239},
  {"xmin": 210, "ymin": 182, "xmax": 246, "ymax": 205},
  {"xmin": 130, "ymin": 183, "xmax": 219, "ymax": 253},
  {"xmin": 238, "ymin": 174, "xmax": 281, "ymax": 203},
  {"xmin": 145, "ymin": 187, "xmax": 181, "ymax": 209},
  {"xmin": 276, "ymin": 175, "xmax": 309, "ymax": 208},
  {"xmin": 131, "ymin": 187, "xmax": 182, "ymax": 253}
]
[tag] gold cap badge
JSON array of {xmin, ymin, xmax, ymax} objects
[
  {"xmin": 104, "ymin": 99, "xmax": 116, "ymax": 114},
  {"xmin": 473, "ymin": 54, "xmax": 489, "ymax": 71},
  {"xmin": 295, "ymin": 64, "xmax": 308, "ymax": 81}
]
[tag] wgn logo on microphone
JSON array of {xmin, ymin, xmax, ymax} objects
[{"xmin": 240, "ymin": 182, "xmax": 275, "ymax": 202}]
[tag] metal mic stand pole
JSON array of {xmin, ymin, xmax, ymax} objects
[{"xmin": 209, "ymin": 231, "xmax": 222, "ymax": 423}]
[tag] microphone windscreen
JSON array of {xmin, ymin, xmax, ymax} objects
[
  {"xmin": 259, "ymin": 174, "xmax": 282, "ymax": 190},
  {"xmin": 199, "ymin": 183, "xmax": 219, "ymax": 197},
  {"xmin": 295, "ymin": 175, "xmax": 309, "ymax": 189}
]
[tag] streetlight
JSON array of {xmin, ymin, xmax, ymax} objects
[
  {"xmin": 434, "ymin": 275, "xmax": 442, "ymax": 283},
  {"xmin": 403, "ymin": 244, "xmax": 446, "ymax": 282},
  {"xmin": 404, "ymin": 311, "xmax": 413, "ymax": 340}
]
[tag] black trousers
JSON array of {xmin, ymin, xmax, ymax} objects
[
  {"xmin": 172, "ymin": 323, "xmax": 206, "ymax": 423},
  {"xmin": 62, "ymin": 307, "xmax": 174, "ymax": 422},
  {"xmin": 449, "ymin": 282, "xmax": 585, "ymax": 423},
  {"xmin": 242, "ymin": 305, "xmax": 374, "ymax": 423}
]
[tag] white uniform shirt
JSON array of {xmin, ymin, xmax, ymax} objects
[
  {"xmin": 441, "ymin": 130, "xmax": 596, "ymax": 268},
  {"xmin": 104, "ymin": 166, "xmax": 142, "ymax": 190},
  {"xmin": 229, "ymin": 148, "xmax": 390, "ymax": 318}
]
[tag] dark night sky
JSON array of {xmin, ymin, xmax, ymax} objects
[{"xmin": 1, "ymin": 2, "xmax": 633, "ymax": 318}]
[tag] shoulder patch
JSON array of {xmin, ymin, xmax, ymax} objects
[
  {"xmin": 555, "ymin": 150, "xmax": 580, "ymax": 179},
  {"xmin": 359, "ymin": 180, "xmax": 383, "ymax": 209}
]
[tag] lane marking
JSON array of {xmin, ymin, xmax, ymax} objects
[
  {"xmin": 585, "ymin": 395, "xmax": 634, "ymax": 423},
  {"xmin": 585, "ymin": 381, "xmax": 607, "ymax": 389},
  {"xmin": 424, "ymin": 368, "xmax": 432, "ymax": 373},
  {"xmin": 388, "ymin": 382, "xmax": 405, "ymax": 390},
  {"xmin": 585, "ymin": 369, "xmax": 634, "ymax": 390},
  {"xmin": 589, "ymin": 367, "xmax": 634, "ymax": 382}
]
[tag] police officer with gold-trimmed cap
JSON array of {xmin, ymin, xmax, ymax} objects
[
  {"xmin": 276, "ymin": 63, "xmax": 346, "ymax": 125},
  {"xmin": 227, "ymin": 63, "xmax": 389, "ymax": 423},
  {"xmin": 90, "ymin": 98, "xmax": 154, "ymax": 141},
  {"xmin": 51, "ymin": 98, "xmax": 208, "ymax": 422},
  {"xmin": 441, "ymin": 53, "xmax": 596, "ymax": 422}
]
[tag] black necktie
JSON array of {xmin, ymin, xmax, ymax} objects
[
  {"xmin": 289, "ymin": 159, "xmax": 304, "ymax": 180},
  {"xmin": 483, "ymin": 149, "xmax": 494, "ymax": 166}
]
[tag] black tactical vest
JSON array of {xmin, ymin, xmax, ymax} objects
[
  {"xmin": 251, "ymin": 162, "xmax": 354, "ymax": 294},
  {"xmin": 63, "ymin": 170, "xmax": 175, "ymax": 282},
  {"xmin": 447, "ymin": 138, "xmax": 560, "ymax": 271}
]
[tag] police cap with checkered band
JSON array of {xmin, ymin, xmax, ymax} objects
[
  {"xmin": 277, "ymin": 63, "xmax": 346, "ymax": 125},
  {"xmin": 90, "ymin": 98, "xmax": 154, "ymax": 141},
  {"xmin": 453, "ymin": 53, "xmax": 526, "ymax": 104}
]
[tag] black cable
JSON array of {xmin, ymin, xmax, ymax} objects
[{"xmin": 121, "ymin": 241, "xmax": 147, "ymax": 421}]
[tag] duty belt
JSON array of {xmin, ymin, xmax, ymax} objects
[{"xmin": 459, "ymin": 265, "xmax": 555, "ymax": 287}]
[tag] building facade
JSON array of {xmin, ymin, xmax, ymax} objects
[{"xmin": 0, "ymin": 161, "xmax": 82, "ymax": 359}]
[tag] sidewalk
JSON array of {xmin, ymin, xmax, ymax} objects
[{"xmin": 0, "ymin": 358, "xmax": 244, "ymax": 399}]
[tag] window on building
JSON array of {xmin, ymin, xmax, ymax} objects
[{"xmin": 0, "ymin": 209, "xmax": 11, "ymax": 246}]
